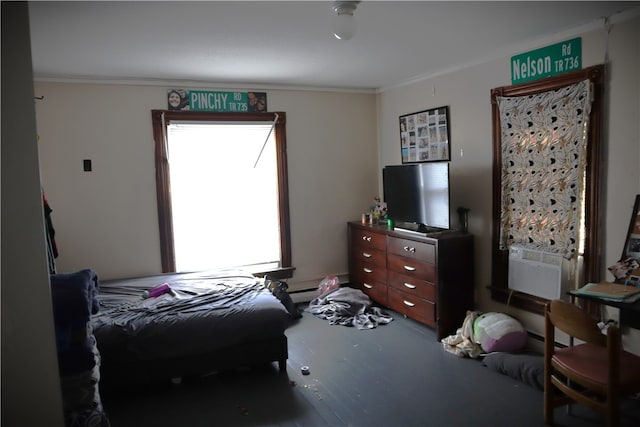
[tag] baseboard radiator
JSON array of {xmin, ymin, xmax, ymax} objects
[
  {"xmin": 290, "ymin": 289, "xmax": 320, "ymax": 304},
  {"xmin": 287, "ymin": 272, "xmax": 350, "ymax": 303}
]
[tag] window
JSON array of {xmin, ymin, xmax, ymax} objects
[
  {"xmin": 489, "ymin": 65, "xmax": 604, "ymax": 314},
  {"xmin": 151, "ymin": 111, "xmax": 293, "ymax": 278}
]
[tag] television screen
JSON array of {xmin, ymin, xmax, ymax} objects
[{"xmin": 383, "ymin": 163, "xmax": 450, "ymax": 232}]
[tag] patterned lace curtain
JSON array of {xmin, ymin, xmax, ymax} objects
[{"xmin": 497, "ymin": 79, "xmax": 592, "ymax": 258}]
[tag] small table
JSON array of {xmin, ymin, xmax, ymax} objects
[{"xmin": 567, "ymin": 289, "xmax": 640, "ymax": 330}]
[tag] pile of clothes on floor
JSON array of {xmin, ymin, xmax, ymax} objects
[{"xmin": 308, "ymin": 276, "xmax": 393, "ymax": 329}]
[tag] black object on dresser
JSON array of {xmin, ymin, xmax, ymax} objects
[{"xmin": 348, "ymin": 221, "xmax": 474, "ymax": 340}]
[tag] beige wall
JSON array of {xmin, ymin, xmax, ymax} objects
[
  {"xmin": 34, "ymin": 84, "xmax": 378, "ymax": 291},
  {"xmin": 376, "ymin": 16, "xmax": 640, "ymax": 352}
]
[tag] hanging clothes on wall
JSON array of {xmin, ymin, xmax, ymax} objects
[{"xmin": 43, "ymin": 191, "xmax": 58, "ymax": 274}]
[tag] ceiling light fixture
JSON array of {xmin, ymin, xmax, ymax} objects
[{"xmin": 331, "ymin": 1, "xmax": 359, "ymax": 41}]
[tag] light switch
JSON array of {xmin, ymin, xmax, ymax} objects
[{"xmin": 83, "ymin": 159, "xmax": 92, "ymax": 172}]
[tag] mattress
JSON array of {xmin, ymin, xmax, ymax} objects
[{"xmin": 92, "ymin": 269, "xmax": 291, "ymax": 361}]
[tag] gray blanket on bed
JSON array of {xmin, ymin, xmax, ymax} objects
[{"xmin": 308, "ymin": 287, "xmax": 393, "ymax": 329}]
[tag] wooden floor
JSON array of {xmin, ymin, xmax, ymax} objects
[{"xmin": 101, "ymin": 306, "xmax": 640, "ymax": 426}]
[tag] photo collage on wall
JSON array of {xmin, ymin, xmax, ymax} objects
[{"xmin": 399, "ymin": 106, "xmax": 450, "ymax": 163}]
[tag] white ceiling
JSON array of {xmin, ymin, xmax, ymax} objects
[{"xmin": 28, "ymin": 1, "xmax": 640, "ymax": 92}]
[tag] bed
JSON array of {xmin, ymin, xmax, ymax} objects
[{"xmin": 91, "ymin": 269, "xmax": 295, "ymax": 389}]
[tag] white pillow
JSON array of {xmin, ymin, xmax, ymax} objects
[{"xmin": 473, "ymin": 312, "xmax": 528, "ymax": 353}]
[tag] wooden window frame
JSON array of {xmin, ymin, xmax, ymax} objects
[
  {"xmin": 151, "ymin": 110, "xmax": 293, "ymax": 279},
  {"xmin": 489, "ymin": 65, "xmax": 604, "ymax": 314}
]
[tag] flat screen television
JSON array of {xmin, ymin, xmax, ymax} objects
[{"xmin": 382, "ymin": 163, "xmax": 450, "ymax": 233}]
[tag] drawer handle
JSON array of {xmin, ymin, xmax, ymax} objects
[
  {"xmin": 403, "ymin": 282, "xmax": 416, "ymax": 289},
  {"xmin": 363, "ymin": 283, "xmax": 373, "ymax": 289},
  {"xmin": 363, "ymin": 268, "xmax": 373, "ymax": 273},
  {"xmin": 403, "ymin": 300, "xmax": 415, "ymax": 307},
  {"xmin": 403, "ymin": 246, "xmax": 416, "ymax": 253},
  {"xmin": 403, "ymin": 265, "xmax": 416, "ymax": 272},
  {"xmin": 362, "ymin": 236, "xmax": 372, "ymax": 242},
  {"xmin": 362, "ymin": 252, "xmax": 372, "ymax": 258}
]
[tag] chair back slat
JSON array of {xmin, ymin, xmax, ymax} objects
[{"xmin": 548, "ymin": 300, "xmax": 606, "ymax": 346}]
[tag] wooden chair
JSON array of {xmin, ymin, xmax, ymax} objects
[{"xmin": 544, "ymin": 299, "xmax": 640, "ymax": 427}]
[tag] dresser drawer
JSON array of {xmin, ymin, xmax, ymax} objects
[
  {"xmin": 351, "ymin": 266, "xmax": 388, "ymax": 305},
  {"xmin": 359, "ymin": 280, "xmax": 388, "ymax": 306},
  {"xmin": 352, "ymin": 228, "xmax": 387, "ymax": 251},
  {"xmin": 388, "ymin": 271, "xmax": 435, "ymax": 302},
  {"xmin": 388, "ymin": 287, "xmax": 435, "ymax": 327},
  {"xmin": 351, "ymin": 247, "xmax": 386, "ymax": 267},
  {"xmin": 352, "ymin": 261, "xmax": 387, "ymax": 284},
  {"xmin": 387, "ymin": 253, "xmax": 435, "ymax": 282},
  {"xmin": 387, "ymin": 236, "xmax": 435, "ymax": 264}
]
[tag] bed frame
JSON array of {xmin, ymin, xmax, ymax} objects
[{"xmin": 99, "ymin": 335, "xmax": 288, "ymax": 389}]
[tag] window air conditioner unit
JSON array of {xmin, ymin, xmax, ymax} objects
[{"xmin": 508, "ymin": 245, "xmax": 563, "ymax": 300}]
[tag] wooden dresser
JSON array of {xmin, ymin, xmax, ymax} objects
[{"xmin": 348, "ymin": 221, "xmax": 474, "ymax": 340}]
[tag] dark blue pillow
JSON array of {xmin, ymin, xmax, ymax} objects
[{"xmin": 482, "ymin": 351, "xmax": 544, "ymax": 390}]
